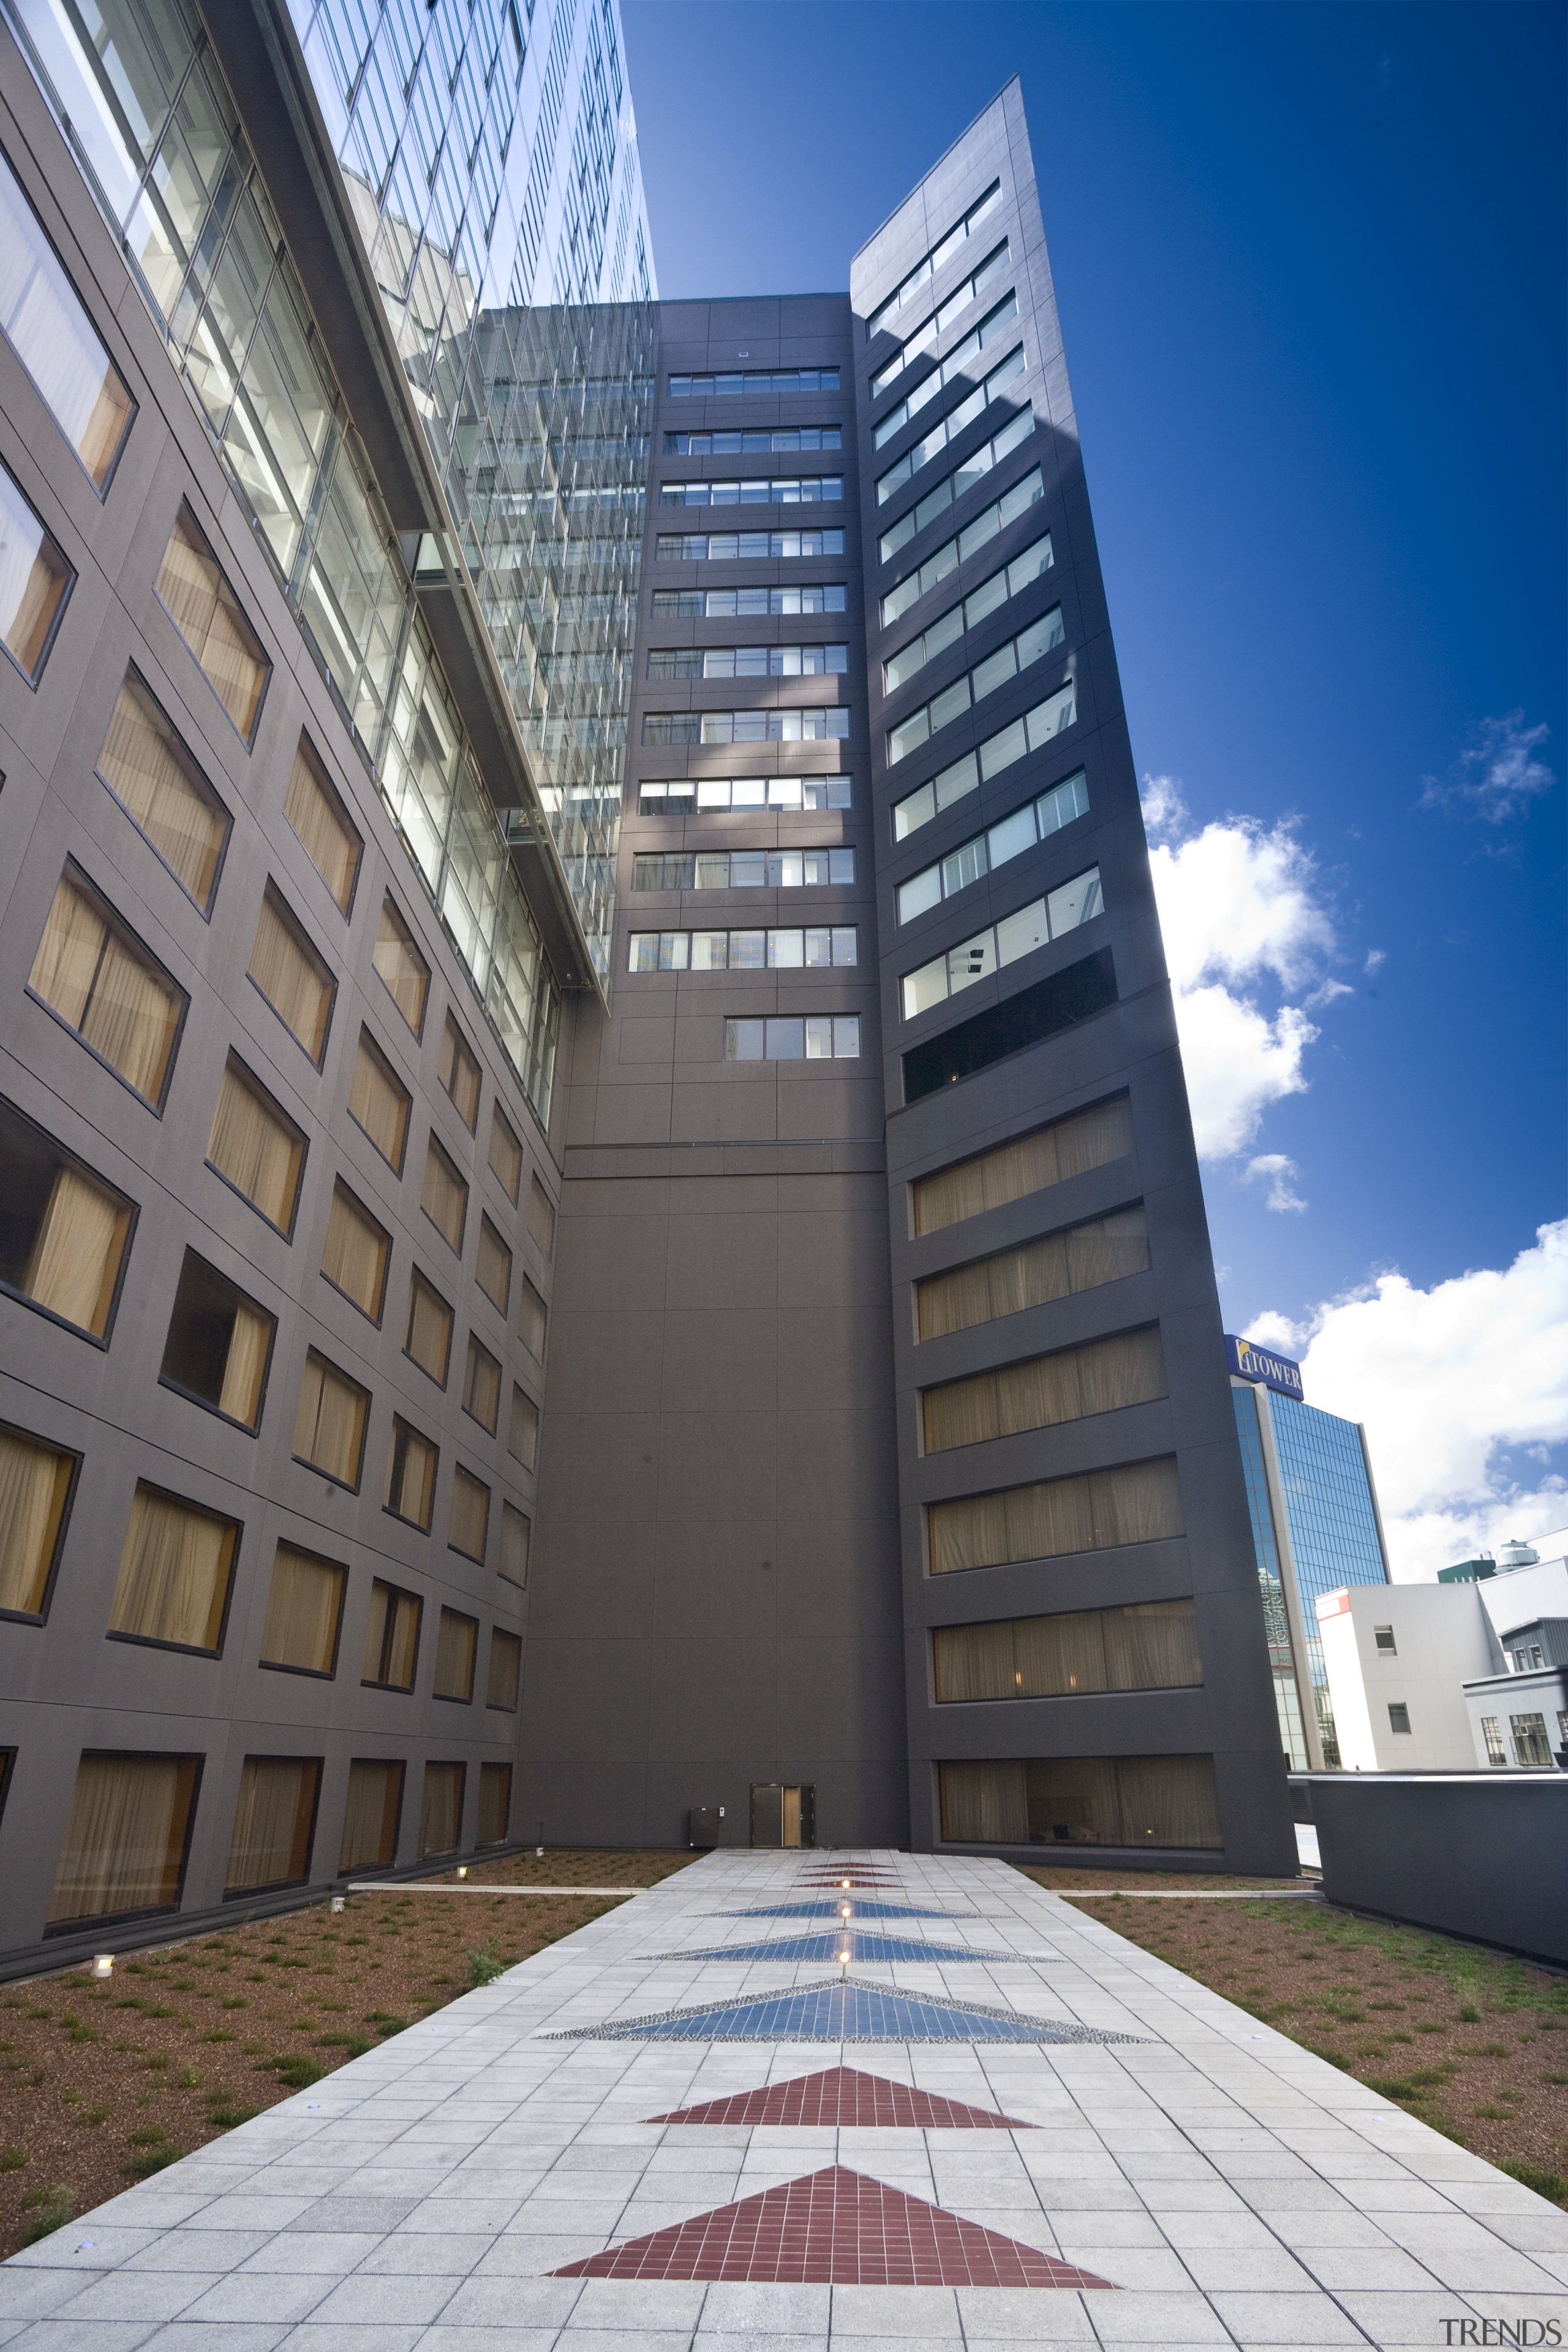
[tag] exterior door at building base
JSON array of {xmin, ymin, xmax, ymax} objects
[{"xmin": 751, "ymin": 1782, "xmax": 815, "ymax": 1847}]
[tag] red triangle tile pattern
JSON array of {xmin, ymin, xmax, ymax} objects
[
  {"xmin": 645, "ymin": 2064, "xmax": 1034, "ymax": 2131},
  {"xmin": 551, "ymin": 2163, "xmax": 1114, "ymax": 2288}
]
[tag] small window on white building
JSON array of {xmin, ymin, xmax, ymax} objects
[
  {"xmin": 1510, "ymin": 1713, "xmax": 1552, "ymax": 1766},
  {"xmin": 1480, "ymin": 1716, "xmax": 1507, "ymax": 1766},
  {"xmin": 1373, "ymin": 1626, "xmax": 1396, "ymax": 1655},
  {"xmin": 1387, "ymin": 1702, "xmax": 1411, "ymax": 1734}
]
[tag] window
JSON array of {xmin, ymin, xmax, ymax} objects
[
  {"xmin": 96, "ymin": 672, "xmax": 228, "ymax": 912},
  {"xmin": 450, "ymin": 1463, "xmax": 491, "ymax": 1561},
  {"xmin": 0, "ymin": 1421, "xmax": 75, "ymax": 1619},
  {"xmin": 488, "ymin": 1106, "xmax": 523, "ymax": 1202},
  {"xmin": 207, "ymin": 1057, "xmax": 306, "ymax": 1235},
  {"xmin": 224, "ymin": 1757, "xmax": 320, "ymax": 1894},
  {"xmin": 879, "ymin": 405, "xmax": 1036, "ymax": 565},
  {"xmin": 901, "ymin": 867, "xmax": 1103, "ymax": 1020},
  {"xmin": 155, "ymin": 505, "xmax": 270, "ymax": 743},
  {"xmin": 881, "ymin": 470, "xmax": 1046, "ymax": 629},
  {"xmin": 433, "ymin": 1607, "xmax": 478, "ymax": 1703},
  {"xmin": 669, "ymin": 368, "xmax": 839, "ymax": 395},
  {"xmin": 1387, "ymin": 1702, "xmax": 1412, "ymax": 1735},
  {"xmin": 488, "ymin": 1627, "xmax": 521, "ymax": 1711},
  {"xmin": 652, "ymin": 586, "xmax": 848, "ymax": 618},
  {"xmin": 917, "ymin": 1206, "xmax": 1150, "ymax": 1341},
  {"xmin": 477, "ymin": 1760, "xmax": 511, "ymax": 1844},
  {"xmin": 725, "ymin": 1016, "xmax": 861, "ymax": 1061},
  {"xmin": 639, "ymin": 777, "xmax": 852, "ymax": 814},
  {"xmin": 259, "ymin": 1544, "xmax": 345, "ymax": 1678},
  {"xmin": 0, "ymin": 458, "xmax": 74, "ymax": 682},
  {"xmin": 107, "ymin": 1483, "xmax": 237, "ymax": 1654},
  {"xmin": 870, "ymin": 238, "xmax": 1012, "ymax": 396},
  {"xmin": 439, "ymin": 1015, "xmax": 481, "ymax": 1131},
  {"xmin": 463, "ymin": 1335, "xmax": 502, "ymax": 1435},
  {"xmin": 527, "ymin": 1177, "xmax": 556, "ymax": 1258},
  {"xmin": 633, "ymin": 850, "xmax": 855, "ymax": 892},
  {"xmin": 292, "ymin": 1350, "xmax": 369, "ymax": 1490},
  {"xmin": 922, "ymin": 1327, "xmax": 1167, "ymax": 1454},
  {"xmin": 29, "ymin": 867, "xmax": 185, "ymax": 1108},
  {"xmin": 339, "ymin": 1759, "xmax": 404, "ymax": 1871},
  {"xmin": 660, "ymin": 477, "xmax": 843, "ymax": 510},
  {"xmin": 913, "ymin": 1095, "xmax": 1133, "ymax": 1234},
  {"xmin": 903, "ymin": 947, "xmax": 1118, "ymax": 1106},
  {"xmin": 419, "ymin": 1760, "xmax": 464, "ymax": 1855},
  {"xmin": 1373, "ymin": 1626, "xmax": 1397, "ymax": 1655},
  {"xmin": 282, "ymin": 736, "xmax": 360, "ymax": 914},
  {"xmin": 644, "ymin": 708, "xmax": 850, "ymax": 747},
  {"xmin": 877, "ymin": 349, "xmax": 1028, "ymax": 514},
  {"xmin": 518, "ymin": 1278, "xmax": 548, "ymax": 1362},
  {"xmin": 1510, "ymin": 1713, "xmax": 1553, "ymax": 1766},
  {"xmin": 402, "ymin": 1270, "xmax": 453, "ymax": 1387},
  {"xmin": 0, "ymin": 141, "xmax": 135, "ymax": 491},
  {"xmin": 362, "ymin": 1578, "xmax": 421, "ymax": 1690},
  {"xmin": 655, "ymin": 528, "xmax": 847, "ymax": 562},
  {"xmin": 385, "ymin": 1418, "xmax": 437, "ymax": 1530},
  {"xmin": 500, "ymin": 1504, "xmax": 530, "ymax": 1588},
  {"xmin": 938, "ymin": 1754, "xmax": 1221, "ymax": 1851},
  {"xmin": 929, "ymin": 1455, "xmax": 1183, "ymax": 1576},
  {"xmin": 247, "ymin": 883, "xmax": 334, "ymax": 1066},
  {"xmin": 508, "ymin": 1386, "xmax": 540, "ymax": 1471},
  {"xmin": 0, "ymin": 1096, "xmax": 134, "ymax": 1340},
  {"xmin": 45, "ymin": 1754, "xmax": 200, "ymax": 1928},
  {"xmin": 888, "ymin": 606, "xmax": 1067, "ymax": 767},
  {"xmin": 933, "ymin": 1597, "xmax": 1200, "ymax": 1702},
  {"xmin": 1480, "ymin": 1716, "xmax": 1507, "ymax": 1766},
  {"xmin": 372, "ymin": 899, "xmax": 429, "ymax": 1036},
  {"xmin": 421, "ymin": 1136, "xmax": 469, "ymax": 1254},
  {"xmin": 873, "ymin": 293, "xmax": 1020, "ymax": 450},
  {"xmin": 665, "ymin": 428, "xmax": 842, "ymax": 454},
  {"xmin": 896, "ymin": 774, "xmax": 1088, "ymax": 918},
  {"xmin": 476, "ymin": 1216, "xmax": 512, "ymax": 1316},
  {"xmin": 348, "ymin": 1028, "xmax": 411, "ymax": 1174},
  {"xmin": 321, "ymin": 1180, "xmax": 390, "ymax": 1322},
  {"xmin": 867, "ymin": 180, "xmax": 1003, "ymax": 338},
  {"xmin": 159, "ymin": 1250, "xmax": 274, "ymax": 1431},
  {"xmin": 885, "ymin": 537, "xmax": 1053, "ymax": 695},
  {"xmin": 649, "ymin": 643, "xmax": 848, "ymax": 680},
  {"xmin": 630, "ymin": 929, "xmax": 859, "ymax": 976}
]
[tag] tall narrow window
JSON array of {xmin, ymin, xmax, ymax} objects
[
  {"xmin": 508, "ymin": 1386, "xmax": 539, "ymax": 1471},
  {"xmin": 158, "ymin": 1250, "xmax": 275, "ymax": 1431},
  {"xmin": 462, "ymin": 1335, "xmax": 500, "ymax": 1434},
  {"xmin": 477, "ymin": 1760, "xmax": 511, "ymax": 1845},
  {"xmin": 518, "ymin": 1276, "xmax": 548, "ymax": 1362},
  {"xmin": 339, "ymin": 1759, "xmax": 404, "ymax": 1871},
  {"xmin": 0, "ymin": 143, "xmax": 135, "ymax": 491},
  {"xmin": 373, "ymin": 898, "xmax": 429, "ymax": 1036},
  {"xmin": 500, "ymin": 1504, "xmax": 530, "ymax": 1589},
  {"xmin": 450, "ymin": 1464, "xmax": 490, "ymax": 1562},
  {"xmin": 487, "ymin": 1628, "xmax": 521, "ymax": 1711},
  {"xmin": 96, "ymin": 673, "xmax": 228, "ymax": 913},
  {"xmin": 0, "ymin": 1422, "xmax": 77, "ymax": 1619},
  {"xmin": 320, "ymin": 1180, "xmax": 390, "ymax": 1322},
  {"xmin": 362, "ymin": 1578, "xmax": 421, "ymax": 1690},
  {"xmin": 46, "ymin": 1754, "xmax": 200, "ymax": 1928},
  {"xmin": 348, "ymin": 1029, "xmax": 410, "ymax": 1173},
  {"xmin": 476, "ymin": 1216, "xmax": 511, "ymax": 1315},
  {"xmin": 439, "ymin": 1015, "xmax": 481, "ymax": 1131},
  {"xmin": 155, "ymin": 504, "xmax": 270, "ymax": 743},
  {"xmin": 0, "ymin": 458, "xmax": 73, "ymax": 682},
  {"xmin": 105, "ymin": 1484, "xmax": 236, "ymax": 1654},
  {"xmin": 488, "ymin": 1106, "xmax": 522, "ymax": 1202},
  {"xmin": 259, "ymin": 1543, "xmax": 345, "ymax": 1678},
  {"xmin": 419, "ymin": 1760, "xmax": 464, "ymax": 1856},
  {"xmin": 224, "ymin": 1757, "xmax": 320, "ymax": 1894},
  {"xmin": 291, "ymin": 1350, "xmax": 369, "ymax": 1490},
  {"xmin": 421, "ymin": 1136, "xmax": 468, "ymax": 1254},
  {"xmin": 247, "ymin": 884, "xmax": 334, "ymax": 1066},
  {"xmin": 385, "ymin": 1418, "xmax": 437, "ymax": 1529},
  {"xmin": 433, "ymin": 1607, "xmax": 478, "ymax": 1702},
  {"xmin": 527, "ymin": 1175, "xmax": 556, "ymax": 1257},
  {"xmin": 0, "ymin": 1096, "xmax": 134, "ymax": 1341},
  {"xmin": 29, "ymin": 867, "xmax": 184, "ymax": 1108},
  {"xmin": 404, "ymin": 1269, "xmax": 453, "ymax": 1384},
  {"xmin": 912, "ymin": 1095, "xmax": 1134, "ymax": 1234},
  {"xmin": 283, "ymin": 736, "xmax": 361, "ymax": 914},
  {"xmin": 207, "ymin": 1057, "xmax": 306, "ymax": 1236}
]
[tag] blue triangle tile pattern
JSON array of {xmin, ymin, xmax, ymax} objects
[
  {"xmin": 545, "ymin": 1975, "xmax": 1145, "ymax": 2044},
  {"xmin": 649, "ymin": 1931, "xmax": 1055, "ymax": 1966},
  {"xmin": 716, "ymin": 1901, "xmax": 972, "ymax": 1922}
]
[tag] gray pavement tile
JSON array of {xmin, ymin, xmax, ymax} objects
[
  {"xmin": 413, "ymin": 2334, "xmax": 567, "ymax": 2352},
  {"xmin": 1294, "ymin": 2246, "xmax": 1442, "ymax": 2291},
  {"xmin": 294, "ymin": 2275, "xmax": 462, "ymax": 2323},
  {"xmin": 181, "ymin": 2275, "xmax": 333, "ymax": 2323},
  {"xmin": 235, "ymin": 2234, "xmax": 386, "ymax": 2275},
  {"xmin": 6, "ymin": 2230, "xmax": 162, "ymax": 2272},
  {"xmin": 1331, "ymin": 2288, "xmax": 1504, "ymax": 2344},
  {"xmin": 51, "ymin": 2278, "xmax": 215, "ymax": 2324},
  {"xmin": 119, "ymin": 2233, "xmax": 273, "ymax": 2274},
  {"xmin": 693, "ymin": 2284, "xmax": 830, "ymax": 2335},
  {"xmin": 2, "ymin": 2329, "xmax": 163, "ymax": 2352},
  {"xmin": 1204, "ymin": 2293, "xmax": 1367, "ymax": 2343},
  {"xmin": 0, "ymin": 2282, "xmax": 91, "ymax": 2323},
  {"xmin": 823, "ymin": 2285, "xmax": 959, "ymax": 2335},
  {"xmin": 282, "ymin": 2196, "xmax": 420, "ymax": 2234},
  {"xmin": 1051, "ymin": 2291, "xmax": 1229, "ymax": 2342},
  {"xmin": 273, "ymin": 2329, "xmax": 427, "ymax": 2351},
  {"xmin": 954, "ymin": 2288, "xmax": 1100, "ymax": 2339}
]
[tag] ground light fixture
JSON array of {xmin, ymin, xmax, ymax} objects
[
  {"xmin": 90, "ymin": 1955, "xmax": 112, "ymax": 1978},
  {"xmin": 457, "ymin": 1866, "xmax": 467, "ymax": 1878}
]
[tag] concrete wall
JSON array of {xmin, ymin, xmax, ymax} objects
[{"xmin": 1316, "ymin": 1584, "xmax": 1496, "ymax": 1771}]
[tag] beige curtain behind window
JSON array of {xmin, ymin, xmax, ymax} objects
[
  {"xmin": 47, "ymin": 1752, "xmax": 198, "ymax": 1924},
  {"xmin": 80, "ymin": 925, "xmax": 179, "ymax": 1102},
  {"xmin": 217, "ymin": 1301, "xmax": 272, "ymax": 1428},
  {"xmin": 98, "ymin": 676, "xmax": 225, "ymax": 908},
  {"xmin": 488, "ymin": 1108, "xmax": 522, "ymax": 1201},
  {"xmin": 527, "ymin": 1177, "xmax": 555, "ymax": 1256},
  {"xmin": 913, "ymin": 1095, "xmax": 1133, "ymax": 1234},
  {"xmin": 433, "ymin": 1607, "xmax": 477, "ymax": 1701},
  {"xmin": 449, "ymin": 1465, "xmax": 490, "ymax": 1561},
  {"xmin": 939, "ymin": 1758, "xmax": 1029, "ymax": 1843},
  {"xmin": 322, "ymin": 1182, "xmax": 388, "ymax": 1319},
  {"xmin": 518, "ymin": 1279, "xmax": 547, "ymax": 1360},
  {"xmin": 440, "ymin": 1020, "xmax": 481, "ymax": 1129},
  {"xmin": 156, "ymin": 509, "xmax": 268, "ymax": 741},
  {"xmin": 23, "ymin": 1163, "xmax": 129, "ymax": 1335},
  {"xmin": 477, "ymin": 1760, "xmax": 511, "ymax": 1844},
  {"xmin": 929, "ymin": 1457, "xmax": 1179, "ymax": 1575},
  {"xmin": 339, "ymin": 1759, "xmax": 402, "ymax": 1871},
  {"xmin": 1102, "ymin": 1599, "xmax": 1202, "ymax": 1692},
  {"xmin": 931, "ymin": 1618, "xmax": 1014, "ymax": 1703},
  {"xmin": 260, "ymin": 1544, "xmax": 345, "ymax": 1675},
  {"xmin": 108, "ymin": 1485, "xmax": 233, "ymax": 1651},
  {"xmin": 421, "ymin": 1139, "xmax": 467, "ymax": 1251},
  {"xmin": 509, "ymin": 1387, "xmax": 539, "ymax": 1469},
  {"xmin": 487, "ymin": 1629, "xmax": 521, "ymax": 1710},
  {"xmin": 248, "ymin": 889, "xmax": 331, "ymax": 1063},
  {"xmin": 1089, "ymin": 1457, "xmax": 1184, "ymax": 1547},
  {"xmin": 283, "ymin": 739, "xmax": 359, "ymax": 911},
  {"xmin": 292, "ymin": 1352, "xmax": 368, "ymax": 1486},
  {"xmin": 476, "ymin": 1219, "xmax": 511, "ymax": 1313},
  {"xmin": 373, "ymin": 900, "xmax": 428, "ymax": 1031},
  {"xmin": 29, "ymin": 873, "xmax": 104, "ymax": 1030},
  {"xmin": 1110, "ymin": 1754, "xmax": 1221, "ymax": 1849},
  {"xmin": 500, "ymin": 1504, "xmax": 530, "ymax": 1588},
  {"xmin": 386, "ymin": 1422, "xmax": 437, "ymax": 1526},
  {"xmin": 1065, "ymin": 1207, "xmax": 1152, "ymax": 1292},
  {"xmin": 464, "ymin": 1340, "xmax": 500, "ymax": 1433},
  {"xmin": 418, "ymin": 1760, "xmax": 464, "ymax": 1855},
  {"xmin": 0, "ymin": 1427, "xmax": 72, "ymax": 1614},
  {"xmin": 349, "ymin": 1033, "xmax": 410, "ymax": 1169},
  {"xmin": 917, "ymin": 1205, "xmax": 1151, "ymax": 1342},
  {"xmin": 1024, "ymin": 1756, "xmax": 1117, "ymax": 1845},
  {"xmin": 225, "ymin": 1757, "xmax": 319, "ymax": 1891},
  {"xmin": 208, "ymin": 1063, "xmax": 301, "ymax": 1230},
  {"xmin": 405, "ymin": 1273, "xmax": 452, "ymax": 1382}
]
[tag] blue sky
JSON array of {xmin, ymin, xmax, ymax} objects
[{"xmin": 623, "ymin": 1, "xmax": 1566, "ymax": 1573}]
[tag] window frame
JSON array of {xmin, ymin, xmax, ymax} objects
[
  {"xmin": 290, "ymin": 1346, "xmax": 370, "ymax": 1494},
  {"xmin": 384, "ymin": 1415, "xmax": 439, "ymax": 1532},
  {"xmin": 372, "ymin": 895, "xmax": 431, "ymax": 1041},
  {"xmin": 347, "ymin": 1025, "xmax": 412, "ymax": 1177},
  {"xmin": 221, "ymin": 1754, "xmax": 324, "ymax": 1899},
  {"xmin": 432, "ymin": 1604, "xmax": 480, "ymax": 1704},
  {"xmin": 245, "ymin": 878, "xmax": 337, "ymax": 1070},
  {"xmin": 319, "ymin": 1176, "xmax": 391, "ymax": 1327},
  {"xmin": 403, "ymin": 1266, "xmax": 455, "ymax": 1388},
  {"xmin": 282, "ymin": 732, "xmax": 362, "ymax": 919},
  {"xmin": 0, "ymin": 1415, "xmax": 82, "ymax": 1626},
  {"xmin": 42, "ymin": 1751, "xmax": 204, "ymax": 1937},
  {"xmin": 205, "ymin": 1052, "xmax": 308, "ymax": 1241},
  {"xmin": 154, "ymin": 500, "xmax": 272, "ymax": 750},
  {"xmin": 257, "ymin": 1540, "xmax": 347, "ymax": 1683},
  {"xmin": 156, "ymin": 1246, "xmax": 277, "ymax": 1436},
  {"xmin": 361, "ymin": 1577, "xmax": 423, "ymax": 1693},
  {"xmin": 94, "ymin": 666, "xmax": 232, "ymax": 919},
  {"xmin": 0, "ymin": 141, "xmax": 138, "ymax": 499},
  {"xmin": 27, "ymin": 859, "xmax": 190, "ymax": 1115},
  {"xmin": 0, "ymin": 453, "xmax": 76, "ymax": 687},
  {"xmin": 0, "ymin": 1090, "xmax": 138, "ymax": 1349}
]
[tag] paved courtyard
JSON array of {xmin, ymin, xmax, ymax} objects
[{"xmin": 2, "ymin": 1850, "xmax": 1566, "ymax": 2347}]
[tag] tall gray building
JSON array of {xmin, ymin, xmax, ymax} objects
[{"xmin": 0, "ymin": 1, "xmax": 1295, "ymax": 1975}]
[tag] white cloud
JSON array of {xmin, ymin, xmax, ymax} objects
[
  {"xmin": 1420, "ymin": 710, "xmax": 1555, "ymax": 824},
  {"xmin": 1363, "ymin": 948, "xmax": 1386, "ymax": 975},
  {"xmin": 1243, "ymin": 1153, "xmax": 1308, "ymax": 1214},
  {"xmin": 1246, "ymin": 1221, "xmax": 1568, "ymax": 1580}
]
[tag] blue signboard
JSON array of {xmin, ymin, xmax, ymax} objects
[{"xmin": 1226, "ymin": 1333, "xmax": 1305, "ymax": 1400}]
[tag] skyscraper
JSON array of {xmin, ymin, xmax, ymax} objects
[{"xmin": 0, "ymin": 5, "xmax": 1297, "ymax": 1975}]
